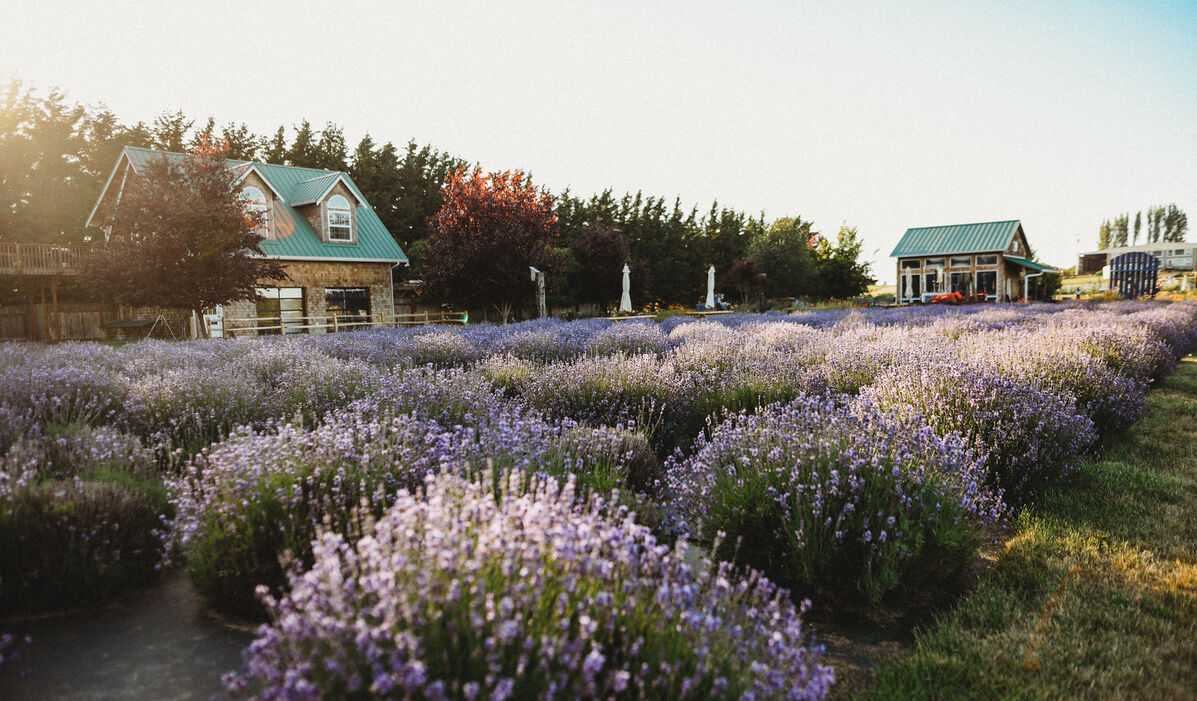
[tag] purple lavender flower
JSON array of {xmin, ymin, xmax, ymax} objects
[{"xmin": 224, "ymin": 470, "xmax": 835, "ymax": 700}]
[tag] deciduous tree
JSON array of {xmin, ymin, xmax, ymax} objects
[
  {"xmin": 423, "ymin": 167, "xmax": 557, "ymax": 322},
  {"xmin": 812, "ymin": 225, "xmax": 875, "ymax": 299},
  {"xmin": 85, "ymin": 150, "xmax": 284, "ymax": 325}
]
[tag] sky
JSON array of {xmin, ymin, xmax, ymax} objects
[{"xmin": 3, "ymin": 0, "xmax": 1195, "ymax": 283}]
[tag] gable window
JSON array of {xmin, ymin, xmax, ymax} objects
[
  {"xmin": 241, "ymin": 186, "xmax": 271, "ymax": 237},
  {"xmin": 327, "ymin": 194, "xmax": 352, "ymax": 242}
]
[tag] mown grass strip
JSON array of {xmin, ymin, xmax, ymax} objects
[{"xmin": 859, "ymin": 357, "xmax": 1197, "ymax": 701}]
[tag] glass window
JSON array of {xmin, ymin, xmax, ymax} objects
[
  {"xmin": 327, "ymin": 194, "xmax": 352, "ymax": 241},
  {"xmin": 256, "ymin": 287, "xmax": 305, "ymax": 335},
  {"xmin": 901, "ymin": 259, "xmax": 921, "ymax": 269},
  {"xmin": 950, "ymin": 271, "xmax": 973, "ymax": 294},
  {"xmin": 325, "ymin": 288, "xmax": 371, "ymax": 331},
  {"xmin": 925, "ymin": 258, "xmax": 945, "ymax": 266},
  {"xmin": 241, "ymin": 186, "xmax": 271, "ymax": 237},
  {"xmin": 976, "ymin": 270, "xmax": 997, "ymax": 297},
  {"xmin": 924, "ymin": 271, "xmax": 940, "ymax": 294},
  {"xmin": 950, "ymin": 256, "xmax": 972, "ymax": 268},
  {"xmin": 902, "ymin": 273, "xmax": 921, "ymax": 300},
  {"xmin": 1174, "ymin": 249, "xmax": 1187, "ymax": 256},
  {"xmin": 976, "ymin": 255, "xmax": 998, "ymax": 266}
]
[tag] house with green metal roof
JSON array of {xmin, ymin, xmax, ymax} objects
[
  {"xmin": 890, "ymin": 219, "xmax": 1056, "ymax": 304},
  {"xmin": 87, "ymin": 146, "xmax": 408, "ymax": 335}
]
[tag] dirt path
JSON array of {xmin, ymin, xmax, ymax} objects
[{"xmin": 0, "ymin": 572, "xmax": 252, "ymax": 700}]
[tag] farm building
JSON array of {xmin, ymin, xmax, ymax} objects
[
  {"xmin": 1075, "ymin": 241, "xmax": 1197, "ymax": 275},
  {"xmin": 87, "ymin": 146, "xmax": 408, "ymax": 335},
  {"xmin": 891, "ymin": 219, "xmax": 1055, "ymax": 304}
]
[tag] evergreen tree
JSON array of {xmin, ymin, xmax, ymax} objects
[
  {"xmin": 1112, "ymin": 213, "xmax": 1129, "ymax": 247},
  {"xmin": 1133, "ymin": 211, "xmax": 1141, "ymax": 245},
  {"xmin": 189, "ymin": 117, "xmax": 217, "ymax": 152},
  {"xmin": 262, "ymin": 126, "xmax": 287, "ymax": 164},
  {"xmin": 749, "ymin": 216, "xmax": 817, "ymax": 299},
  {"xmin": 221, "ymin": 122, "xmax": 259, "ymax": 160},
  {"xmin": 387, "ymin": 140, "xmax": 466, "ymax": 253},
  {"xmin": 1097, "ymin": 220, "xmax": 1111, "ymax": 249},
  {"xmin": 286, "ymin": 120, "xmax": 319, "ymax": 167},
  {"xmin": 1163, "ymin": 204, "xmax": 1188, "ymax": 243},
  {"xmin": 312, "ymin": 123, "xmax": 348, "ymax": 171},
  {"xmin": 1149, "ymin": 206, "xmax": 1164, "ymax": 243},
  {"xmin": 151, "ymin": 110, "xmax": 192, "ymax": 152}
]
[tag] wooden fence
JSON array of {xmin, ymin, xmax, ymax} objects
[
  {"xmin": 0, "ymin": 304, "xmax": 189, "ymax": 342},
  {"xmin": 223, "ymin": 311, "xmax": 468, "ymax": 337}
]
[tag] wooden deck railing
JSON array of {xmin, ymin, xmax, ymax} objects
[{"xmin": 0, "ymin": 242, "xmax": 88, "ymax": 276}]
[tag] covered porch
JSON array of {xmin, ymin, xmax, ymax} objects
[{"xmin": 897, "ymin": 255, "xmax": 1055, "ymax": 304}]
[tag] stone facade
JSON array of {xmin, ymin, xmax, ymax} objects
[{"xmin": 224, "ymin": 260, "xmax": 395, "ymax": 335}]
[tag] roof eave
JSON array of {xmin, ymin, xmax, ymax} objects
[
  {"xmin": 84, "ymin": 150, "xmax": 132, "ymax": 229},
  {"xmin": 259, "ymin": 253, "xmax": 409, "ymax": 264}
]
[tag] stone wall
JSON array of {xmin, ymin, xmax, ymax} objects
[{"xmin": 223, "ymin": 259, "xmax": 395, "ymax": 336}]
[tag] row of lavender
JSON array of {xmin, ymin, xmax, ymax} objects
[{"xmin": 3, "ymin": 301, "xmax": 1195, "ymax": 699}]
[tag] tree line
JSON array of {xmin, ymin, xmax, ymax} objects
[
  {"xmin": 0, "ymin": 80, "xmax": 873, "ymax": 311},
  {"xmin": 1097, "ymin": 205, "xmax": 1188, "ymax": 249}
]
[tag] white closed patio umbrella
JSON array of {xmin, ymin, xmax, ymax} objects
[
  {"xmin": 705, "ymin": 265, "xmax": 716, "ymax": 308},
  {"xmin": 619, "ymin": 263, "xmax": 633, "ymax": 312}
]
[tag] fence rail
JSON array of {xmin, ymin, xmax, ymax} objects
[
  {"xmin": 0, "ymin": 242, "xmax": 88, "ymax": 276},
  {"xmin": 223, "ymin": 311, "xmax": 468, "ymax": 337}
]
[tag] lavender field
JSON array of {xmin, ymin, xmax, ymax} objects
[{"xmin": 3, "ymin": 301, "xmax": 1197, "ymax": 700}]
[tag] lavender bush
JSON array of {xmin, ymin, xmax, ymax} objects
[
  {"xmin": 863, "ymin": 363, "xmax": 1097, "ymax": 503},
  {"xmin": 224, "ymin": 469, "xmax": 835, "ymax": 701},
  {"xmin": 0, "ymin": 422, "xmax": 168, "ymax": 614},
  {"xmin": 173, "ymin": 407, "xmax": 653, "ymax": 617},
  {"xmin": 667, "ymin": 395, "xmax": 1000, "ymax": 603}
]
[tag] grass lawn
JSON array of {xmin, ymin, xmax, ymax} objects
[{"xmin": 857, "ymin": 357, "xmax": 1197, "ymax": 701}]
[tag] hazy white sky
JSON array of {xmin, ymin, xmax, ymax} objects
[{"xmin": 4, "ymin": 0, "xmax": 1195, "ymax": 282}]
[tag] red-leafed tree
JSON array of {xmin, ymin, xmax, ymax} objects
[
  {"xmin": 423, "ymin": 167, "xmax": 558, "ymax": 322},
  {"xmin": 86, "ymin": 148, "xmax": 284, "ymax": 325}
]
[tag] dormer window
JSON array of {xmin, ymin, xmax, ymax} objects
[
  {"xmin": 327, "ymin": 194, "xmax": 352, "ymax": 242},
  {"xmin": 241, "ymin": 186, "xmax": 271, "ymax": 236}
]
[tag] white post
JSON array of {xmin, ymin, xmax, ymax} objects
[{"xmin": 529, "ymin": 266, "xmax": 547, "ymax": 318}]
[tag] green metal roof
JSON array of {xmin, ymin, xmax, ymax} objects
[
  {"xmin": 287, "ymin": 173, "xmax": 342, "ymax": 206},
  {"xmin": 890, "ymin": 220, "xmax": 1021, "ymax": 258},
  {"xmin": 120, "ymin": 147, "xmax": 408, "ymax": 264},
  {"xmin": 1004, "ymin": 255, "xmax": 1056, "ymax": 273}
]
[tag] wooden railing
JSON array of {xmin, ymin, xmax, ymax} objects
[
  {"xmin": 0, "ymin": 242, "xmax": 88, "ymax": 276},
  {"xmin": 223, "ymin": 311, "xmax": 468, "ymax": 337}
]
